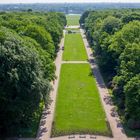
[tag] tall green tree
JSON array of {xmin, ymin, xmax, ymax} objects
[{"xmin": 0, "ymin": 27, "xmax": 51, "ymax": 136}]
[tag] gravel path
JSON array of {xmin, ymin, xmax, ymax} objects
[{"xmin": 50, "ymin": 135, "xmax": 112, "ymax": 140}]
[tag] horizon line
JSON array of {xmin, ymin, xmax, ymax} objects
[{"xmin": 0, "ymin": 2, "xmax": 140, "ymax": 4}]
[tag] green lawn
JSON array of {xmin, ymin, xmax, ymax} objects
[
  {"xmin": 52, "ymin": 64, "xmax": 111, "ymax": 137},
  {"xmin": 66, "ymin": 14, "xmax": 81, "ymax": 26},
  {"xmin": 63, "ymin": 33, "xmax": 88, "ymax": 61},
  {"xmin": 65, "ymin": 28, "xmax": 80, "ymax": 31}
]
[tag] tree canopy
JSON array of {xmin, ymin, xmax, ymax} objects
[
  {"xmin": 0, "ymin": 12, "xmax": 66, "ymax": 137},
  {"xmin": 80, "ymin": 9, "xmax": 140, "ymax": 131}
]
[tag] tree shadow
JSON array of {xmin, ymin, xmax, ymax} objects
[
  {"xmin": 103, "ymin": 95, "xmax": 114, "ymax": 106},
  {"xmin": 110, "ymin": 107, "xmax": 119, "ymax": 118},
  {"xmin": 37, "ymin": 127, "xmax": 48, "ymax": 139},
  {"xmin": 88, "ymin": 58, "xmax": 94, "ymax": 64},
  {"xmin": 37, "ymin": 108, "xmax": 51, "ymax": 139},
  {"xmin": 134, "ymin": 138, "xmax": 140, "ymax": 140}
]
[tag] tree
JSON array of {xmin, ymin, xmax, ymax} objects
[
  {"xmin": 81, "ymin": 9, "xmax": 140, "ymax": 130},
  {"xmin": 23, "ymin": 25, "xmax": 55, "ymax": 58},
  {"xmin": 22, "ymin": 36, "xmax": 55, "ymax": 81},
  {"xmin": 27, "ymin": 9, "xmax": 33, "ymax": 12},
  {"xmin": 102, "ymin": 16, "xmax": 121, "ymax": 34},
  {"xmin": 122, "ymin": 12, "xmax": 140, "ymax": 23},
  {"xmin": 0, "ymin": 11, "xmax": 66, "ymax": 137},
  {"xmin": 79, "ymin": 10, "xmax": 90, "ymax": 25},
  {"xmin": 124, "ymin": 74, "xmax": 140, "ymax": 129},
  {"xmin": 0, "ymin": 27, "xmax": 51, "ymax": 136}
]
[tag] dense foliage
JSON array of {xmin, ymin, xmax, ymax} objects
[
  {"xmin": 0, "ymin": 12, "xmax": 66, "ymax": 137},
  {"xmin": 80, "ymin": 9, "xmax": 140, "ymax": 131}
]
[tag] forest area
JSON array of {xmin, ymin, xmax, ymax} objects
[
  {"xmin": 80, "ymin": 9, "xmax": 140, "ymax": 135},
  {"xmin": 0, "ymin": 11, "xmax": 66, "ymax": 137}
]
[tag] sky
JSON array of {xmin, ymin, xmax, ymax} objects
[{"xmin": 0, "ymin": 0, "xmax": 140, "ymax": 3}]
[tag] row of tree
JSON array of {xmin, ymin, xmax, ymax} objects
[
  {"xmin": 0, "ymin": 12, "xmax": 66, "ymax": 137},
  {"xmin": 80, "ymin": 9, "xmax": 140, "ymax": 130}
]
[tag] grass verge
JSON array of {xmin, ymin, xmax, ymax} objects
[{"xmin": 63, "ymin": 33, "xmax": 88, "ymax": 61}]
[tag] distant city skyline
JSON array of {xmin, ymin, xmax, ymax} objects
[{"xmin": 0, "ymin": 0, "xmax": 140, "ymax": 4}]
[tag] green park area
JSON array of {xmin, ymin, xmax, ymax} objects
[
  {"xmin": 52, "ymin": 64, "xmax": 111, "ymax": 136},
  {"xmin": 63, "ymin": 33, "xmax": 88, "ymax": 61},
  {"xmin": 66, "ymin": 14, "xmax": 81, "ymax": 26}
]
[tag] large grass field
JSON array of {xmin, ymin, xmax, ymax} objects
[
  {"xmin": 52, "ymin": 64, "xmax": 111, "ymax": 137},
  {"xmin": 63, "ymin": 33, "xmax": 88, "ymax": 61},
  {"xmin": 66, "ymin": 14, "xmax": 81, "ymax": 26}
]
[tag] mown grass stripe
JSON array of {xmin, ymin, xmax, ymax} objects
[
  {"xmin": 63, "ymin": 33, "xmax": 88, "ymax": 61},
  {"xmin": 52, "ymin": 64, "xmax": 111, "ymax": 137}
]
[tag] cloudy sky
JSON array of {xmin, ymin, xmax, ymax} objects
[{"xmin": 0, "ymin": 0, "xmax": 140, "ymax": 3}]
